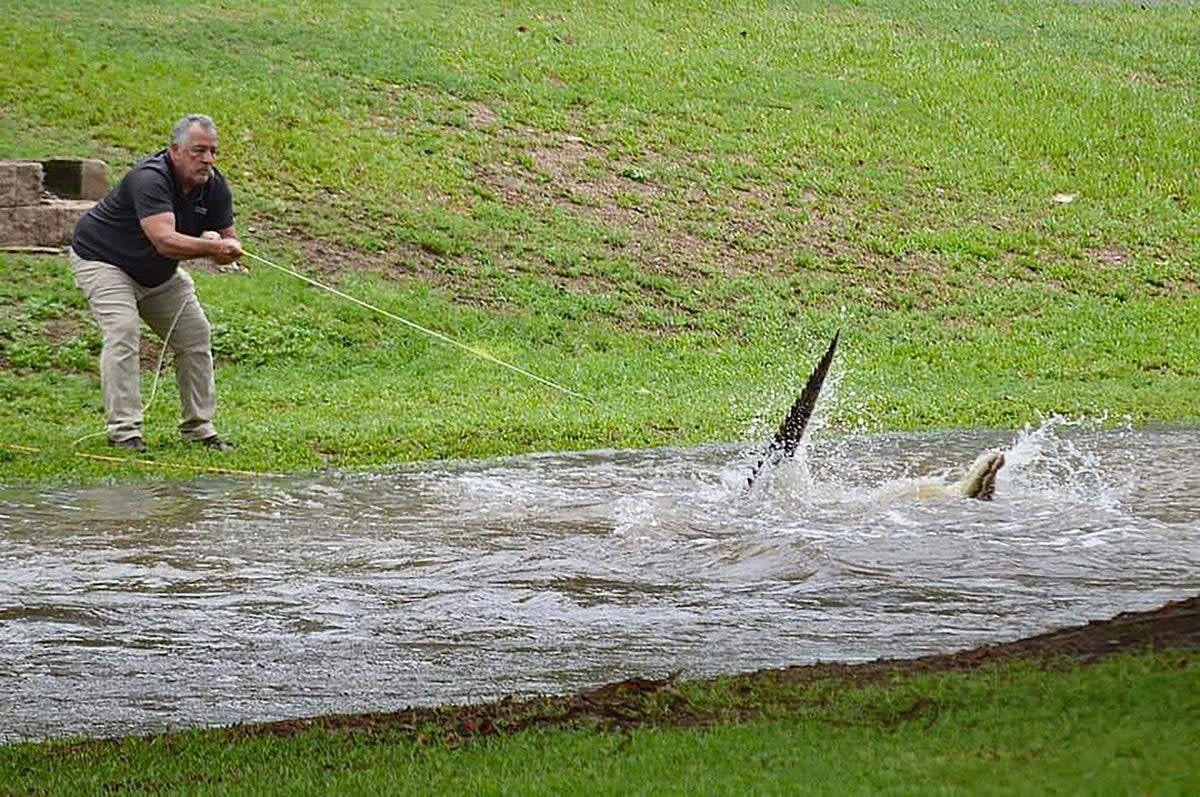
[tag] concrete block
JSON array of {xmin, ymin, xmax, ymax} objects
[
  {"xmin": 0, "ymin": 161, "xmax": 45, "ymax": 207},
  {"xmin": 0, "ymin": 200, "xmax": 94, "ymax": 247},
  {"xmin": 41, "ymin": 158, "xmax": 109, "ymax": 200}
]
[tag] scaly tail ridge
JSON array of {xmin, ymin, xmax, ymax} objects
[{"xmin": 747, "ymin": 331, "xmax": 840, "ymax": 487}]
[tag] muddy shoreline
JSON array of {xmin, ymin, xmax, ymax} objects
[{"xmin": 231, "ymin": 594, "xmax": 1198, "ymax": 743}]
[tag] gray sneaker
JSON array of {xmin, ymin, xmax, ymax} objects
[
  {"xmin": 110, "ymin": 437, "xmax": 148, "ymax": 453},
  {"xmin": 197, "ymin": 435, "xmax": 235, "ymax": 452}
]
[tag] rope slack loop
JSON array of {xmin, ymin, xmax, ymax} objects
[{"xmin": 242, "ymin": 251, "xmax": 591, "ymax": 403}]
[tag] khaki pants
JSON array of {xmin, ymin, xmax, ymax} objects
[{"xmin": 69, "ymin": 248, "xmax": 218, "ymax": 443}]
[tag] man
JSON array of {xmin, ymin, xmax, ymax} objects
[{"xmin": 69, "ymin": 114, "xmax": 244, "ymax": 453}]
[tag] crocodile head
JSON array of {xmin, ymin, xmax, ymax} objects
[{"xmin": 956, "ymin": 451, "xmax": 1005, "ymax": 500}]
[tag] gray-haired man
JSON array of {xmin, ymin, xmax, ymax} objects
[{"xmin": 69, "ymin": 114, "xmax": 244, "ymax": 453}]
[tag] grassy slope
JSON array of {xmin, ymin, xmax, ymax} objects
[{"xmin": 1, "ymin": 0, "xmax": 1196, "ymax": 483}]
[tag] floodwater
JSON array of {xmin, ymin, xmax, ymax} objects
[{"xmin": 1, "ymin": 419, "xmax": 1198, "ymax": 742}]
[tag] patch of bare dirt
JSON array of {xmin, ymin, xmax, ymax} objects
[
  {"xmin": 472, "ymin": 128, "xmax": 853, "ymax": 287},
  {"xmin": 138, "ymin": 338, "xmax": 165, "ymax": 370},
  {"xmin": 41, "ymin": 317, "xmax": 88, "ymax": 348},
  {"xmin": 765, "ymin": 595, "xmax": 1200, "ymax": 687},
  {"xmin": 1079, "ymin": 245, "xmax": 1198, "ymax": 298},
  {"xmin": 466, "ymin": 101, "xmax": 498, "ymax": 130},
  {"xmin": 243, "ymin": 107, "xmax": 1191, "ymax": 321},
  {"xmin": 230, "ymin": 595, "xmax": 1198, "ymax": 744},
  {"xmin": 1090, "ymin": 245, "xmax": 1129, "ymax": 269},
  {"xmin": 249, "ymin": 219, "xmax": 461, "ymax": 288}
]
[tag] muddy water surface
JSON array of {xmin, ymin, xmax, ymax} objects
[{"xmin": 2, "ymin": 421, "xmax": 1198, "ymax": 741}]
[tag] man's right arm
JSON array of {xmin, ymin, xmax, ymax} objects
[{"xmin": 140, "ymin": 212, "xmax": 244, "ymax": 264}]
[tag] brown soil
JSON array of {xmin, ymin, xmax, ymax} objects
[{"xmin": 238, "ymin": 594, "xmax": 1199, "ymax": 744}]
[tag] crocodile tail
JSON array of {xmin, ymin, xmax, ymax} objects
[{"xmin": 747, "ymin": 331, "xmax": 840, "ymax": 487}]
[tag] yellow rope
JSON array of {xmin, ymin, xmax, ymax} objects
[
  {"xmin": 3, "ymin": 443, "xmax": 281, "ymax": 478},
  {"xmin": 244, "ymin": 250, "xmax": 592, "ymax": 402}
]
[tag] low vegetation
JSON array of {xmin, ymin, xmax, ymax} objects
[{"xmin": 2, "ymin": 651, "xmax": 1197, "ymax": 796}]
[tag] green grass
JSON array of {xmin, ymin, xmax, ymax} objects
[
  {"xmin": 2, "ymin": 653, "xmax": 1196, "ymax": 795},
  {"xmin": 0, "ymin": 4, "xmax": 1196, "ymax": 789},
  {"xmin": 2, "ymin": 0, "xmax": 1198, "ymax": 484}
]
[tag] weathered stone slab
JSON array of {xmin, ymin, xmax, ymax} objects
[
  {"xmin": 0, "ymin": 161, "xmax": 45, "ymax": 208},
  {"xmin": 0, "ymin": 200, "xmax": 95, "ymax": 247},
  {"xmin": 42, "ymin": 158, "xmax": 109, "ymax": 200}
]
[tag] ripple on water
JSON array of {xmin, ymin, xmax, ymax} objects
[{"xmin": 1, "ymin": 422, "xmax": 1198, "ymax": 741}]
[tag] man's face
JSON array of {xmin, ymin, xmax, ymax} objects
[{"xmin": 171, "ymin": 124, "xmax": 218, "ymax": 187}]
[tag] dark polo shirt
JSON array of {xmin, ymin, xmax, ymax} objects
[{"xmin": 72, "ymin": 149, "xmax": 234, "ymax": 287}]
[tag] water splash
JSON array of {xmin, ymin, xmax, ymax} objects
[
  {"xmin": 1, "ymin": 425, "xmax": 1196, "ymax": 742},
  {"xmin": 1003, "ymin": 414, "xmax": 1124, "ymax": 508},
  {"xmin": 736, "ymin": 413, "xmax": 1129, "ymax": 516}
]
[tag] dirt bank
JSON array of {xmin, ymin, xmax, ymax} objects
[{"xmin": 241, "ymin": 594, "xmax": 1199, "ymax": 743}]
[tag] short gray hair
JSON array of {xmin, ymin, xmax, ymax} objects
[{"xmin": 171, "ymin": 114, "xmax": 218, "ymax": 147}]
